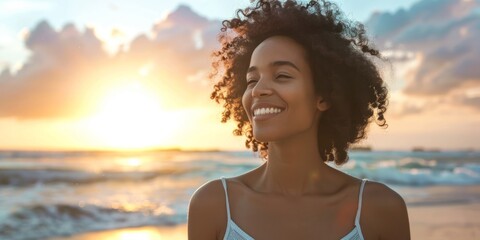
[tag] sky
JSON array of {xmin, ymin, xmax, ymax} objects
[{"xmin": 0, "ymin": 0, "xmax": 479, "ymax": 151}]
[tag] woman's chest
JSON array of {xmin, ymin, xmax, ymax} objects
[{"xmin": 227, "ymin": 195, "xmax": 359, "ymax": 239}]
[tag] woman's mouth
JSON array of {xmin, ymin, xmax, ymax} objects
[{"xmin": 253, "ymin": 107, "xmax": 284, "ymax": 121}]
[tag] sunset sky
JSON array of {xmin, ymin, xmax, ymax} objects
[{"xmin": 0, "ymin": 0, "xmax": 479, "ymax": 151}]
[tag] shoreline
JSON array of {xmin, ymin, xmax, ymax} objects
[{"xmin": 51, "ymin": 184, "xmax": 480, "ymax": 240}]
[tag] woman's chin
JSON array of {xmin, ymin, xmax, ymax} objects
[
  {"xmin": 253, "ymin": 133, "xmax": 280, "ymax": 143},
  {"xmin": 252, "ymin": 134, "xmax": 271, "ymax": 143}
]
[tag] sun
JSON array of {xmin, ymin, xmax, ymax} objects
[{"xmin": 85, "ymin": 81, "xmax": 180, "ymax": 150}]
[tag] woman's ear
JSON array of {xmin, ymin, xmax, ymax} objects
[{"xmin": 317, "ymin": 97, "xmax": 330, "ymax": 112}]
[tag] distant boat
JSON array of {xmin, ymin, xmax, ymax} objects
[
  {"xmin": 350, "ymin": 145, "xmax": 372, "ymax": 151},
  {"xmin": 412, "ymin": 147, "xmax": 425, "ymax": 152},
  {"xmin": 412, "ymin": 147, "xmax": 441, "ymax": 152}
]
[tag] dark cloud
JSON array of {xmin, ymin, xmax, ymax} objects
[
  {"xmin": 461, "ymin": 96, "xmax": 480, "ymax": 110},
  {"xmin": 365, "ymin": 0, "xmax": 480, "ymax": 112},
  {"xmin": 367, "ymin": 0, "xmax": 478, "ymax": 46},
  {"xmin": 0, "ymin": 5, "xmax": 223, "ymax": 119},
  {"xmin": 453, "ymin": 94, "xmax": 480, "ymax": 110}
]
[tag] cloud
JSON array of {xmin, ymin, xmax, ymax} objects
[
  {"xmin": 0, "ymin": 5, "xmax": 223, "ymax": 119},
  {"xmin": 457, "ymin": 95, "xmax": 480, "ymax": 110},
  {"xmin": 365, "ymin": 0, "xmax": 480, "ymax": 113},
  {"xmin": 7, "ymin": 0, "xmax": 477, "ymax": 121},
  {"xmin": 123, "ymin": 4, "xmax": 223, "ymax": 108},
  {"xmin": 0, "ymin": 21, "xmax": 108, "ymax": 119}
]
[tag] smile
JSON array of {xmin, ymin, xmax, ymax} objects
[
  {"xmin": 253, "ymin": 107, "xmax": 283, "ymax": 116},
  {"xmin": 252, "ymin": 107, "xmax": 284, "ymax": 122}
]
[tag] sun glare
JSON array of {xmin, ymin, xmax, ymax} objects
[
  {"xmin": 117, "ymin": 229, "xmax": 162, "ymax": 240},
  {"xmin": 85, "ymin": 81, "xmax": 181, "ymax": 150},
  {"xmin": 119, "ymin": 157, "xmax": 142, "ymax": 168}
]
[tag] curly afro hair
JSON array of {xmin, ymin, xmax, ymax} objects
[{"xmin": 210, "ymin": 0, "xmax": 389, "ymax": 165}]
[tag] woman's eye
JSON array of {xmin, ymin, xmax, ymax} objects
[
  {"xmin": 247, "ymin": 80, "xmax": 258, "ymax": 85},
  {"xmin": 276, "ymin": 74, "xmax": 291, "ymax": 79}
]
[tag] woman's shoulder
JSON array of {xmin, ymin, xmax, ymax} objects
[
  {"xmin": 189, "ymin": 178, "xmax": 229, "ymax": 217},
  {"xmin": 190, "ymin": 178, "xmax": 227, "ymax": 202},
  {"xmin": 362, "ymin": 180, "xmax": 411, "ymax": 239},
  {"xmin": 363, "ymin": 180, "xmax": 405, "ymax": 204},
  {"xmin": 362, "ymin": 180, "xmax": 408, "ymax": 213},
  {"xmin": 188, "ymin": 178, "xmax": 228, "ymax": 239}
]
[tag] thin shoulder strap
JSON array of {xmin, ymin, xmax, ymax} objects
[
  {"xmin": 220, "ymin": 177, "xmax": 231, "ymax": 220},
  {"xmin": 354, "ymin": 178, "xmax": 368, "ymax": 225}
]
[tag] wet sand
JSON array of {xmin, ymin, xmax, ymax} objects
[
  {"xmin": 53, "ymin": 185, "xmax": 480, "ymax": 240},
  {"xmin": 50, "ymin": 224, "xmax": 188, "ymax": 240},
  {"xmin": 405, "ymin": 184, "xmax": 480, "ymax": 240}
]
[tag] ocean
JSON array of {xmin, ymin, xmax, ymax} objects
[{"xmin": 0, "ymin": 150, "xmax": 479, "ymax": 240}]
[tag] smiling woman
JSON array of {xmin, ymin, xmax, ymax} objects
[
  {"xmin": 188, "ymin": 0, "xmax": 410, "ymax": 239},
  {"xmin": 85, "ymin": 81, "xmax": 179, "ymax": 150}
]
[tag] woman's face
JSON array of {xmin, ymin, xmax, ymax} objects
[{"xmin": 242, "ymin": 35, "xmax": 329, "ymax": 142}]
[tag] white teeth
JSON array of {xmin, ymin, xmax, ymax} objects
[{"xmin": 254, "ymin": 107, "xmax": 283, "ymax": 116}]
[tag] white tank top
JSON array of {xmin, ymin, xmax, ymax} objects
[{"xmin": 220, "ymin": 177, "xmax": 368, "ymax": 240}]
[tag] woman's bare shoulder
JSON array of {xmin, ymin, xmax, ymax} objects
[
  {"xmin": 188, "ymin": 179, "xmax": 227, "ymax": 240},
  {"xmin": 190, "ymin": 179, "xmax": 226, "ymax": 205},
  {"xmin": 363, "ymin": 180, "xmax": 411, "ymax": 240}
]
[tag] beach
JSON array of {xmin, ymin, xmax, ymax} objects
[
  {"xmin": 409, "ymin": 202, "xmax": 480, "ymax": 239},
  {"xmin": 51, "ymin": 224, "xmax": 188, "ymax": 240},
  {"xmin": 53, "ymin": 184, "xmax": 480, "ymax": 240},
  {"xmin": 2, "ymin": 150, "xmax": 479, "ymax": 240},
  {"xmin": 406, "ymin": 185, "xmax": 480, "ymax": 240}
]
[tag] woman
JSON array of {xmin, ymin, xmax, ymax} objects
[{"xmin": 188, "ymin": 0, "xmax": 410, "ymax": 239}]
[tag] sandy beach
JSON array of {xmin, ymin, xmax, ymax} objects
[
  {"xmin": 408, "ymin": 202, "xmax": 480, "ymax": 239},
  {"xmin": 405, "ymin": 184, "xmax": 480, "ymax": 240},
  {"xmin": 50, "ymin": 224, "xmax": 188, "ymax": 240},
  {"xmin": 52, "ymin": 185, "xmax": 480, "ymax": 240}
]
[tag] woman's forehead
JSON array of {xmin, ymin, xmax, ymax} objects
[{"xmin": 249, "ymin": 35, "xmax": 308, "ymax": 69}]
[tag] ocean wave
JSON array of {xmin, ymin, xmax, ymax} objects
[
  {"xmin": 0, "ymin": 168, "xmax": 193, "ymax": 187},
  {"xmin": 344, "ymin": 157, "xmax": 480, "ymax": 186},
  {"xmin": 0, "ymin": 203, "xmax": 185, "ymax": 240}
]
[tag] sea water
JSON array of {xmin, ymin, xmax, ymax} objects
[{"xmin": 0, "ymin": 150, "xmax": 479, "ymax": 240}]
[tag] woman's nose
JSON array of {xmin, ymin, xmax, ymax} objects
[{"xmin": 252, "ymin": 78, "xmax": 273, "ymax": 97}]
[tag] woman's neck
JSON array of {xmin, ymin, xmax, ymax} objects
[{"xmin": 257, "ymin": 136, "xmax": 330, "ymax": 197}]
